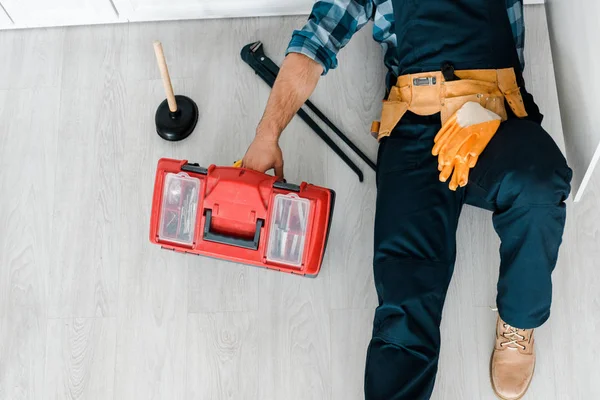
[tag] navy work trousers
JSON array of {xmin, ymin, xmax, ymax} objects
[{"xmin": 364, "ymin": 113, "xmax": 572, "ymax": 399}]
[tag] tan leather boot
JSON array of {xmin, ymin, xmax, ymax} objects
[{"xmin": 490, "ymin": 317, "xmax": 535, "ymax": 400}]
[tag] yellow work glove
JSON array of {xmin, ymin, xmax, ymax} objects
[{"xmin": 432, "ymin": 102, "xmax": 502, "ymax": 190}]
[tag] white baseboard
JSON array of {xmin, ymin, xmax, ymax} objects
[{"xmin": 0, "ymin": 0, "xmax": 545, "ymax": 30}]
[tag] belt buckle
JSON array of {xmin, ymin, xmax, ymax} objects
[{"xmin": 413, "ymin": 76, "xmax": 437, "ymax": 86}]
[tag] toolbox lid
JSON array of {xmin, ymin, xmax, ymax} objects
[
  {"xmin": 158, "ymin": 172, "xmax": 201, "ymax": 246},
  {"xmin": 266, "ymin": 194, "xmax": 311, "ymax": 268}
]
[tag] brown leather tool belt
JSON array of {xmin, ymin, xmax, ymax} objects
[{"xmin": 371, "ymin": 68, "xmax": 528, "ymax": 141}]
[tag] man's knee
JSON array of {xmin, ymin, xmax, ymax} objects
[
  {"xmin": 501, "ymin": 163, "xmax": 571, "ymax": 206},
  {"xmin": 493, "ymin": 121, "xmax": 572, "ymax": 207},
  {"xmin": 372, "ymin": 257, "xmax": 452, "ymax": 308}
]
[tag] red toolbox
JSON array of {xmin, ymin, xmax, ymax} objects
[{"xmin": 149, "ymin": 158, "xmax": 335, "ymax": 277}]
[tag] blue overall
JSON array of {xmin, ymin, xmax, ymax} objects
[{"xmin": 365, "ymin": 1, "xmax": 572, "ymax": 399}]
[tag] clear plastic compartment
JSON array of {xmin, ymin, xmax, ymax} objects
[
  {"xmin": 158, "ymin": 172, "xmax": 201, "ymax": 245},
  {"xmin": 266, "ymin": 194, "xmax": 310, "ymax": 268}
]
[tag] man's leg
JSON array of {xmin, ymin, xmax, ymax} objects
[
  {"xmin": 465, "ymin": 118, "xmax": 571, "ymax": 399},
  {"xmin": 466, "ymin": 118, "xmax": 572, "ymax": 328},
  {"xmin": 365, "ymin": 119, "xmax": 463, "ymax": 400}
]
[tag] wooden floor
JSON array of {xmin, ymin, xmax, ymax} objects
[{"xmin": 0, "ymin": 6, "xmax": 598, "ymax": 400}]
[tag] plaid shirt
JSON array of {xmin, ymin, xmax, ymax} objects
[{"xmin": 287, "ymin": 0, "xmax": 525, "ymax": 77}]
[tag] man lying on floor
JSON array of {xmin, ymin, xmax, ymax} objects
[{"xmin": 242, "ymin": 1, "xmax": 572, "ymax": 399}]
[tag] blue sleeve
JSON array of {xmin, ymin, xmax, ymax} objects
[
  {"xmin": 506, "ymin": 0, "xmax": 525, "ymax": 71},
  {"xmin": 286, "ymin": 0, "xmax": 374, "ymax": 75}
]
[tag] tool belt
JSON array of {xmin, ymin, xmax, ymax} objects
[{"xmin": 371, "ymin": 68, "xmax": 528, "ymax": 141}]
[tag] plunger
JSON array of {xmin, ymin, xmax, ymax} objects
[{"xmin": 153, "ymin": 41, "xmax": 198, "ymax": 141}]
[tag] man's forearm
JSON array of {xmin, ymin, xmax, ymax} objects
[{"xmin": 256, "ymin": 53, "xmax": 323, "ymax": 140}]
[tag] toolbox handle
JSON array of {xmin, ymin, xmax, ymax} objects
[{"xmin": 203, "ymin": 209, "xmax": 263, "ymax": 250}]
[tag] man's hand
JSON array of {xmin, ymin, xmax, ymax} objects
[
  {"xmin": 242, "ymin": 135, "xmax": 284, "ymax": 179},
  {"xmin": 241, "ymin": 53, "xmax": 322, "ymax": 179}
]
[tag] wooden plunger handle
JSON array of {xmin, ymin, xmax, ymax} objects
[{"xmin": 153, "ymin": 41, "xmax": 178, "ymax": 113}]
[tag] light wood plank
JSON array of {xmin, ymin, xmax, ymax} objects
[
  {"xmin": 234, "ymin": 20, "xmax": 335, "ymax": 399},
  {"xmin": 522, "ymin": 5, "xmax": 566, "ymax": 153},
  {"xmin": 330, "ymin": 309, "xmax": 372, "ymax": 400},
  {"xmin": 324, "ymin": 165, "xmax": 378, "ymax": 310},
  {"xmin": 48, "ymin": 25, "xmax": 128, "ymax": 318},
  {"xmin": 0, "ymin": 87, "xmax": 59, "ymax": 399},
  {"xmin": 317, "ymin": 24, "xmax": 381, "ymax": 311},
  {"xmin": 0, "ymin": 28, "xmax": 64, "ymax": 89},
  {"xmin": 112, "ymin": 78, "xmax": 188, "ymax": 400},
  {"xmin": 188, "ymin": 259, "xmax": 259, "ymax": 313},
  {"xmin": 0, "ymin": 314, "xmax": 47, "ymax": 400},
  {"xmin": 127, "ymin": 20, "xmax": 207, "ymax": 81},
  {"xmin": 114, "ymin": 252, "xmax": 188, "ymax": 399},
  {"xmin": 257, "ymin": 271, "xmax": 331, "ymax": 400},
  {"xmin": 541, "ymin": 213, "xmax": 574, "ymax": 400},
  {"xmin": 523, "ymin": 5, "xmax": 552, "ymax": 61},
  {"xmin": 48, "ymin": 86, "xmax": 124, "ymax": 318},
  {"xmin": 186, "ymin": 312, "xmax": 258, "ymax": 399},
  {"xmin": 61, "ymin": 24, "xmax": 128, "ymax": 91},
  {"xmin": 140, "ymin": 19, "xmax": 272, "ymax": 314},
  {"xmin": 550, "ymin": 170, "xmax": 600, "ymax": 399},
  {"xmin": 434, "ymin": 209, "xmax": 496, "ymax": 399},
  {"xmin": 525, "ymin": 61, "xmax": 565, "ymax": 151},
  {"xmin": 0, "ymin": 87, "xmax": 58, "ymax": 316},
  {"xmin": 44, "ymin": 317, "xmax": 117, "ymax": 400}
]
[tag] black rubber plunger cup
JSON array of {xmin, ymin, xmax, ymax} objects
[
  {"xmin": 153, "ymin": 41, "xmax": 198, "ymax": 141},
  {"xmin": 155, "ymin": 95, "xmax": 198, "ymax": 141}
]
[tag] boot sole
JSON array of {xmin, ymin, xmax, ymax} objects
[{"xmin": 489, "ymin": 350, "xmax": 535, "ymax": 400}]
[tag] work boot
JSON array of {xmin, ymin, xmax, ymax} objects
[{"xmin": 490, "ymin": 316, "xmax": 535, "ymax": 400}]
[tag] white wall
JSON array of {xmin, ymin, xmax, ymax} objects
[
  {"xmin": 546, "ymin": 0, "xmax": 600, "ymax": 202},
  {"xmin": 0, "ymin": 3, "xmax": 12, "ymax": 28},
  {"xmin": 0, "ymin": 0, "xmax": 544, "ymax": 29},
  {"xmin": 111, "ymin": 0, "xmax": 315, "ymax": 22},
  {"xmin": 0, "ymin": 0, "xmax": 121, "ymax": 28}
]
